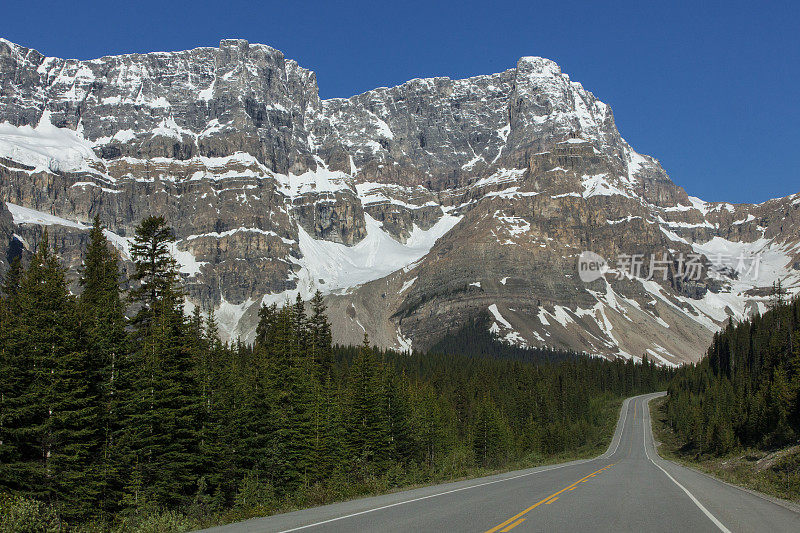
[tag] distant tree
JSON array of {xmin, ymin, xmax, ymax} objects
[
  {"xmin": 473, "ymin": 395, "xmax": 511, "ymax": 467},
  {"xmin": 309, "ymin": 290, "xmax": 333, "ymax": 378},
  {"xmin": 769, "ymin": 279, "xmax": 786, "ymax": 309},
  {"xmin": 1, "ymin": 255, "xmax": 23, "ymax": 298}
]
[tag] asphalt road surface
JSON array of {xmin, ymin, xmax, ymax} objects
[{"xmin": 202, "ymin": 392, "xmax": 800, "ymax": 532}]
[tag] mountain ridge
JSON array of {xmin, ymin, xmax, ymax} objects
[{"xmin": 1, "ymin": 36, "xmax": 797, "ymax": 364}]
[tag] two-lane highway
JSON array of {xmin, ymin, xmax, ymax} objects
[{"xmin": 203, "ymin": 393, "xmax": 800, "ymax": 532}]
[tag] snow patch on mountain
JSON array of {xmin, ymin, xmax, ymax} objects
[
  {"xmin": 495, "ymin": 212, "xmax": 531, "ymax": 236},
  {"xmin": 280, "ymin": 165, "xmax": 355, "ymax": 196},
  {"xmin": 399, "ymin": 277, "xmax": 417, "ymax": 294},
  {"xmin": 6, "ymin": 203, "xmax": 88, "ymax": 229},
  {"xmin": 488, "ymin": 304, "xmax": 512, "ymax": 328},
  {"xmin": 581, "ymin": 173, "xmax": 631, "ymax": 199},
  {"xmin": 396, "ymin": 329, "xmax": 413, "ymax": 352},
  {"xmin": 693, "ymin": 237, "xmax": 797, "ymax": 289},
  {"xmin": 487, "ymin": 304, "xmax": 529, "ymax": 347},
  {"xmin": 0, "ymin": 111, "xmax": 97, "ymax": 173},
  {"xmin": 213, "ymin": 296, "xmax": 256, "ymax": 340},
  {"xmin": 356, "ymin": 182, "xmax": 439, "ymax": 209},
  {"xmin": 102, "ymin": 229, "xmax": 132, "ymax": 259},
  {"xmin": 168, "ymin": 242, "xmax": 207, "ymax": 277},
  {"xmin": 291, "ymin": 213, "xmax": 461, "ymax": 295}
]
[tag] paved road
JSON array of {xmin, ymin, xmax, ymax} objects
[{"xmin": 202, "ymin": 392, "xmax": 800, "ymax": 532}]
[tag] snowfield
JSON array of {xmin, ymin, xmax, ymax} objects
[
  {"xmin": 292, "ymin": 213, "xmax": 461, "ymax": 295},
  {"xmin": 0, "ymin": 111, "xmax": 97, "ymax": 173},
  {"xmin": 6, "ymin": 203, "xmax": 89, "ymax": 229}
]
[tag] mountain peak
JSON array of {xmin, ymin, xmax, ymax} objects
[{"xmin": 516, "ymin": 55, "xmax": 562, "ymax": 76}]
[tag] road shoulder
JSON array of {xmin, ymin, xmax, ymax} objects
[{"xmin": 648, "ymin": 395, "xmax": 800, "ymax": 514}]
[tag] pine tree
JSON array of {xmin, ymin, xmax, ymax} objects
[
  {"xmin": 767, "ymin": 368, "xmax": 793, "ymax": 445},
  {"xmin": 201, "ymin": 309, "xmax": 233, "ymax": 507},
  {"xmin": 129, "ymin": 215, "xmax": 180, "ymax": 323},
  {"xmin": 234, "ymin": 305, "xmax": 277, "ymax": 485},
  {"xmin": 309, "ymin": 290, "xmax": 333, "ymax": 379},
  {"xmin": 1, "ymin": 255, "xmax": 23, "ymax": 298},
  {"xmin": 292, "ymin": 293, "xmax": 309, "ymax": 355},
  {"xmin": 472, "ymin": 394, "xmax": 512, "ymax": 467},
  {"xmin": 0, "ymin": 232, "xmax": 99, "ymax": 519},
  {"xmin": 305, "ymin": 290, "xmax": 335, "ymax": 481},
  {"xmin": 346, "ymin": 334, "xmax": 391, "ymax": 474},
  {"xmin": 0, "ymin": 255, "xmax": 26, "ymax": 494},
  {"xmin": 123, "ymin": 216, "xmax": 202, "ymax": 508},
  {"xmin": 769, "ymin": 279, "xmax": 786, "ymax": 309},
  {"xmin": 264, "ymin": 303, "xmax": 316, "ymax": 491},
  {"xmin": 78, "ymin": 216, "xmax": 128, "ymax": 515},
  {"xmin": 190, "ymin": 308, "xmax": 233, "ymax": 508},
  {"xmin": 383, "ymin": 368, "xmax": 415, "ymax": 464},
  {"xmin": 255, "ymin": 302, "xmax": 277, "ymax": 347},
  {"xmin": 291, "ymin": 296, "xmax": 318, "ymax": 485},
  {"xmin": 316, "ymin": 374, "xmax": 345, "ymax": 480}
]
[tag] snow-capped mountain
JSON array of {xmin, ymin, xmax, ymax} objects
[{"xmin": 1, "ymin": 37, "xmax": 798, "ymax": 364}]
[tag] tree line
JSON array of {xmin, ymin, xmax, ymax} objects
[
  {"xmin": 0, "ymin": 216, "xmax": 672, "ymax": 530},
  {"xmin": 429, "ymin": 312, "xmax": 579, "ymax": 364},
  {"xmin": 664, "ymin": 287, "xmax": 800, "ymax": 455}
]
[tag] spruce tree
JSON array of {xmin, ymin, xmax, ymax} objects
[
  {"xmin": 1, "ymin": 255, "xmax": 23, "ymax": 298},
  {"xmin": 123, "ymin": 216, "xmax": 202, "ymax": 508},
  {"xmin": 0, "ymin": 255, "xmax": 26, "ymax": 494},
  {"xmin": 269, "ymin": 303, "xmax": 314, "ymax": 491},
  {"xmin": 129, "ymin": 216, "xmax": 180, "ymax": 322},
  {"xmin": 236, "ymin": 304, "xmax": 276, "ymax": 482},
  {"xmin": 78, "ymin": 216, "xmax": 128, "ymax": 515},
  {"xmin": 309, "ymin": 290, "xmax": 333, "ymax": 379},
  {"xmin": 2, "ymin": 232, "xmax": 99, "ymax": 519},
  {"xmin": 199, "ymin": 309, "xmax": 232, "ymax": 507},
  {"xmin": 306, "ymin": 291, "xmax": 334, "ymax": 481},
  {"xmin": 383, "ymin": 369, "xmax": 415, "ymax": 464},
  {"xmin": 346, "ymin": 334, "xmax": 390, "ymax": 474},
  {"xmin": 289, "ymin": 298, "xmax": 317, "ymax": 486}
]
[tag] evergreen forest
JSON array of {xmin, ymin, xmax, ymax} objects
[{"xmin": 0, "ymin": 216, "xmax": 672, "ymax": 531}]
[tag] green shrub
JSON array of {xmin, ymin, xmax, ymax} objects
[
  {"xmin": 124, "ymin": 509, "xmax": 199, "ymax": 533},
  {"xmin": 233, "ymin": 471, "xmax": 275, "ymax": 511},
  {"xmin": 0, "ymin": 493, "xmax": 61, "ymax": 533}
]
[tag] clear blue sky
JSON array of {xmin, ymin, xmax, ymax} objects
[{"xmin": 2, "ymin": 1, "xmax": 798, "ymax": 203}]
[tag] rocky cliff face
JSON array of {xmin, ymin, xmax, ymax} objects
[{"xmin": 1, "ymin": 37, "xmax": 797, "ymax": 364}]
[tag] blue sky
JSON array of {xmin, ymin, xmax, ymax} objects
[{"xmin": 2, "ymin": 1, "xmax": 798, "ymax": 203}]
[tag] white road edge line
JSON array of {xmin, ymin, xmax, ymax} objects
[
  {"xmin": 604, "ymin": 396, "xmax": 629, "ymax": 458},
  {"xmin": 642, "ymin": 396, "xmax": 732, "ymax": 533},
  {"xmin": 278, "ymin": 397, "xmax": 633, "ymax": 532}
]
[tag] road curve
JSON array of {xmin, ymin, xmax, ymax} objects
[{"xmin": 201, "ymin": 393, "xmax": 800, "ymax": 532}]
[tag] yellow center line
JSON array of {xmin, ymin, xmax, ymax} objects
[
  {"xmin": 545, "ymin": 497, "xmax": 558, "ymax": 504},
  {"xmin": 500, "ymin": 518, "xmax": 526, "ymax": 532},
  {"xmin": 484, "ymin": 464, "xmax": 614, "ymax": 533}
]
